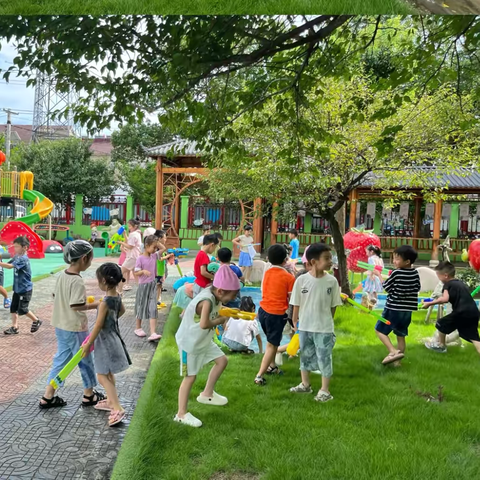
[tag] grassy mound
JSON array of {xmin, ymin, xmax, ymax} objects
[{"xmin": 112, "ymin": 305, "xmax": 480, "ymax": 480}]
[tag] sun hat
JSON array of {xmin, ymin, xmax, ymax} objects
[{"xmin": 213, "ymin": 265, "xmax": 241, "ymax": 291}]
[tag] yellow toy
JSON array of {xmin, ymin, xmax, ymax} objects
[
  {"xmin": 219, "ymin": 307, "xmax": 256, "ymax": 321},
  {"xmin": 286, "ymin": 333, "xmax": 300, "ymax": 356},
  {"xmin": 87, "ymin": 296, "xmax": 103, "ymax": 304}
]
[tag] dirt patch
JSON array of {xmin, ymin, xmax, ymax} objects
[
  {"xmin": 409, "ymin": 0, "xmax": 480, "ymax": 13},
  {"xmin": 209, "ymin": 472, "xmax": 262, "ymax": 480}
]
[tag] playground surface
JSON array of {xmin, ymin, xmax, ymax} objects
[{"xmin": 0, "ymin": 254, "xmax": 175, "ymax": 480}]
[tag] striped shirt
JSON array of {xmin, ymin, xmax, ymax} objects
[{"xmin": 383, "ymin": 268, "xmax": 421, "ymax": 311}]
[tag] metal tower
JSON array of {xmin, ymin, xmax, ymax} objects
[{"xmin": 32, "ymin": 70, "xmax": 81, "ymax": 142}]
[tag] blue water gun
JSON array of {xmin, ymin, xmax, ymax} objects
[
  {"xmin": 167, "ymin": 248, "xmax": 189, "ymax": 258},
  {"xmin": 108, "ymin": 225, "xmax": 125, "ymax": 250}
]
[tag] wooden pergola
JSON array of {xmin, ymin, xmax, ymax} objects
[{"xmin": 145, "ymin": 140, "xmax": 264, "ymax": 250}]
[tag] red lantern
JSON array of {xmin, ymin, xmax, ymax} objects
[{"xmin": 0, "ymin": 151, "xmax": 5, "ymax": 165}]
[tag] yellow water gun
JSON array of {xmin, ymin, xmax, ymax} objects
[{"xmin": 219, "ymin": 308, "xmax": 256, "ymax": 321}]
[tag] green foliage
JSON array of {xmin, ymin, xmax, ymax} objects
[
  {"xmin": 111, "ymin": 124, "xmax": 173, "ymax": 214},
  {"xmin": 456, "ymin": 267, "xmax": 480, "ymax": 293},
  {"xmin": 12, "ymin": 138, "xmax": 117, "ymax": 205}
]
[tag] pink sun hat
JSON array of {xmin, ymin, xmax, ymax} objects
[
  {"xmin": 213, "ymin": 265, "xmax": 241, "ymax": 291},
  {"xmin": 301, "ymin": 245, "xmax": 310, "ymax": 264}
]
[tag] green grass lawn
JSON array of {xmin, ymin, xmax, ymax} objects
[
  {"xmin": 0, "ymin": 0, "xmax": 415, "ymax": 14},
  {"xmin": 112, "ymin": 304, "xmax": 480, "ymax": 480}
]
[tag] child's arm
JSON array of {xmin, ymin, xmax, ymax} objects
[
  {"xmin": 255, "ymin": 334, "xmax": 263, "ymax": 354},
  {"xmin": 0, "ymin": 261, "xmax": 14, "ymax": 269},
  {"xmin": 197, "ymin": 300, "xmax": 228, "ymax": 330},
  {"xmin": 71, "ymin": 302, "xmax": 100, "ymax": 311},
  {"xmin": 200, "ymin": 264, "xmax": 215, "ymax": 281},
  {"xmin": 119, "ymin": 301, "xmax": 126, "ymax": 317},
  {"xmin": 81, "ymin": 302, "xmax": 108, "ymax": 357},
  {"xmin": 423, "ymin": 291, "xmax": 449, "ymax": 308},
  {"xmin": 134, "ymin": 268, "xmax": 151, "ymax": 277},
  {"xmin": 232, "ymin": 236, "xmax": 241, "ymax": 249}
]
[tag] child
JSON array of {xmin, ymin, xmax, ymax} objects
[
  {"xmin": 289, "ymin": 243, "xmax": 342, "ymax": 402},
  {"xmin": 217, "ymin": 247, "xmax": 243, "ymax": 308},
  {"xmin": 193, "ymin": 234, "xmax": 219, "ymax": 297},
  {"xmin": 375, "ymin": 245, "xmax": 421, "ymax": 365},
  {"xmin": 197, "ymin": 225, "xmax": 212, "ymax": 247},
  {"xmin": 254, "ymin": 244, "xmax": 295, "ymax": 385},
  {"xmin": 174, "ymin": 265, "xmax": 240, "ymax": 428},
  {"xmin": 423, "ymin": 261, "xmax": 480, "ymax": 355},
  {"xmin": 82, "ymin": 263, "xmax": 131, "ymax": 427},
  {"xmin": 363, "ymin": 245, "xmax": 384, "ymax": 305},
  {"xmin": 39, "ymin": 240, "xmax": 105, "ymax": 409},
  {"xmin": 133, "ymin": 235, "xmax": 165, "ymax": 341},
  {"xmin": 289, "ymin": 229, "xmax": 300, "ymax": 262},
  {"xmin": 283, "ymin": 244, "xmax": 297, "ymax": 275},
  {"xmin": 154, "ymin": 230, "xmax": 173, "ymax": 306},
  {"xmin": 2, "ymin": 236, "xmax": 42, "ymax": 335},
  {"xmin": 213, "ymin": 232, "xmax": 223, "ymax": 258},
  {"xmin": 118, "ymin": 219, "xmax": 142, "ymax": 292},
  {"xmin": 223, "ymin": 296, "xmax": 263, "ymax": 354},
  {"xmin": 233, "ymin": 225, "xmax": 254, "ymax": 285},
  {"xmin": 0, "ymin": 260, "xmax": 10, "ymax": 309}
]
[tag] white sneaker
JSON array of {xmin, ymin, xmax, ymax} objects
[
  {"xmin": 289, "ymin": 383, "xmax": 313, "ymax": 393},
  {"xmin": 315, "ymin": 390, "xmax": 333, "ymax": 402},
  {"xmin": 196, "ymin": 391, "xmax": 228, "ymax": 406},
  {"xmin": 174, "ymin": 412, "xmax": 202, "ymax": 428}
]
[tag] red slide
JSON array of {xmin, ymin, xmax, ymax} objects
[{"xmin": 0, "ymin": 221, "xmax": 45, "ymax": 259}]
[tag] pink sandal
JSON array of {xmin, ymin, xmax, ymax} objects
[
  {"xmin": 94, "ymin": 399, "xmax": 112, "ymax": 411},
  {"xmin": 109, "ymin": 409, "xmax": 126, "ymax": 426},
  {"xmin": 382, "ymin": 351, "xmax": 405, "ymax": 365}
]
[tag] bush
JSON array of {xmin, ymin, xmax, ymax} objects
[{"xmin": 456, "ymin": 267, "xmax": 480, "ymax": 294}]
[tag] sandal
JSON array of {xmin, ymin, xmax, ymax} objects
[
  {"xmin": 266, "ymin": 365, "xmax": 283, "ymax": 375},
  {"xmin": 39, "ymin": 396, "xmax": 67, "ymax": 409},
  {"xmin": 254, "ymin": 376, "xmax": 267, "ymax": 386},
  {"xmin": 31, "ymin": 320, "xmax": 43, "ymax": 333},
  {"xmin": 82, "ymin": 390, "xmax": 107, "ymax": 406},
  {"xmin": 109, "ymin": 409, "xmax": 126, "ymax": 426},
  {"xmin": 123, "ymin": 285, "xmax": 132, "ymax": 291},
  {"xmin": 382, "ymin": 351, "xmax": 405, "ymax": 365},
  {"xmin": 94, "ymin": 399, "xmax": 112, "ymax": 411},
  {"xmin": 4, "ymin": 326, "xmax": 19, "ymax": 335}
]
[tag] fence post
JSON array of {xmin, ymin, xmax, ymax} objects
[
  {"xmin": 304, "ymin": 213, "xmax": 312, "ymax": 234},
  {"xmin": 74, "ymin": 194, "xmax": 83, "ymax": 231},
  {"xmin": 126, "ymin": 195, "xmax": 133, "ymax": 221},
  {"xmin": 180, "ymin": 196, "xmax": 189, "ymax": 229}
]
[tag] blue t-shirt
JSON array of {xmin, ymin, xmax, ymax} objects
[
  {"xmin": 9, "ymin": 254, "xmax": 33, "ymax": 293},
  {"xmin": 230, "ymin": 264, "xmax": 243, "ymax": 279},
  {"xmin": 290, "ymin": 238, "xmax": 300, "ymax": 259}
]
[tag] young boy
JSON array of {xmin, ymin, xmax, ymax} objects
[
  {"xmin": 254, "ymin": 244, "xmax": 295, "ymax": 385},
  {"xmin": 2, "ymin": 236, "xmax": 43, "ymax": 334},
  {"xmin": 289, "ymin": 243, "xmax": 342, "ymax": 402},
  {"xmin": 289, "ymin": 229, "xmax": 300, "ymax": 262},
  {"xmin": 233, "ymin": 225, "xmax": 254, "ymax": 285},
  {"xmin": 423, "ymin": 261, "xmax": 480, "ymax": 355},
  {"xmin": 193, "ymin": 234, "xmax": 219, "ymax": 297},
  {"xmin": 154, "ymin": 230, "xmax": 173, "ymax": 306},
  {"xmin": 197, "ymin": 225, "xmax": 212, "ymax": 247},
  {"xmin": 175, "ymin": 265, "xmax": 240, "ymax": 428},
  {"xmin": 217, "ymin": 247, "xmax": 243, "ymax": 308},
  {"xmin": 375, "ymin": 245, "xmax": 421, "ymax": 365}
]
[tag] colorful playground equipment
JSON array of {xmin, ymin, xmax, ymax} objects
[{"xmin": 0, "ymin": 171, "xmax": 54, "ymax": 259}]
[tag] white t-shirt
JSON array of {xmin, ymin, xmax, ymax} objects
[
  {"xmin": 175, "ymin": 287, "xmax": 221, "ymax": 353},
  {"xmin": 51, "ymin": 271, "xmax": 88, "ymax": 332},
  {"xmin": 238, "ymin": 234, "xmax": 253, "ymax": 253},
  {"xmin": 224, "ymin": 318, "xmax": 260, "ymax": 348},
  {"xmin": 197, "ymin": 235, "xmax": 204, "ymax": 246},
  {"xmin": 290, "ymin": 272, "xmax": 342, "ymax": 333}
]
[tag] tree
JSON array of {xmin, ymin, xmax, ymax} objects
[
  {"xmin": 206, "ymin": 77, "xmax": 479, "ymax": 295},
  {"xmin": 111, "ymin": 123, "xmax": 173, "ymax": 214},
  {"xmin": 12, "ymin": 138, "xmax": 117, "ymax": 207}
]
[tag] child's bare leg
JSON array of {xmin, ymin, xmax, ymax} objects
[
  {"xmin": 0, "ymin": 286, "xmax": 8, "ymax": 299},
  {"xmin": 277, "ymin": 344, "xmax": 288, "ymax": 354},
  {"xmin": 321, "ymin": 376, "xmax": 331, "ymax": 393},
  {"xmin": 98, "ymin": 373, "xmax": 122, "ymax": 411},
  {"xmin": 178, "ymin": 375, "xmax": 196, "ymax": 417},
  {"xmin": 436, "ymin": 331, "xmax": 447, "ymax": 347},
  {"xmin": 300, "ymin": 370, "xmax": 311, "ymax": 387},
  {"xmin": 397, "ymin": 336, "xmax": 406, "ymax": 353},
  {"xmin": 201, "ymin": 356, "xmax": 228, "ymax": 397},
  {"xmin": 257, "ymin": 343, "xmax": 277, "ymax": 377},
  {"xmin": 25, "ymin": 311, "xmax": 39, "ymax": 323},
  {"xmin": 11, "ymin": 312, "xmax": 18, "ymax": 328},
  {"xmin": 156, "ymin": 284, "xmax": 162, "ymax": 302},
  {"xmin": 471, "ymin": 340, "xmax": 480, "ymax": 355},
  {"xmin": 375, "ymin": 330, "xmax": 398, "ymax": 354},
  {"xmin": 149, "ymin": 318, "xmax": 157, "ymax": 335},
  {"xmin": 244, "ymin": 266, "xmax": 252, "ymax": 282}
]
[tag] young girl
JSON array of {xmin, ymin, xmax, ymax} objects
[
  {"xmin": 364, "ymin": 245, "xmax": 384, "ymax": 305},
  {"xmin": 155, "ymin": 231, "xmax": 173, "ymax": 307},
  {"xmin": 223, "ymin": 296, "xmax": 263, "ymax": 355},
  {"xmin": 133, "ymin": 235, "xmax": 165, "ymax": 341},
  {"xmin": 118, "ymin": 219, "xmax": 142, "ymax": 292},
  {"xmin": 39, "ymin": 240, "xmax": 104, "ymax": 409},
  {"xmin": 174, "ymin": 265, "xmax": 240, "ymax": 428},
  {"xmin": 82, "ymin": 263, "xmax": 131, "ymax": 427}
]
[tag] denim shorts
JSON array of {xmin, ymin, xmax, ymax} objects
[
  {"xmin": 47, "ymin": 329, "xmax": 97, "ymax": 389},
  {"xmin": 299, "ymin": 331, "xmax": 336, "ymax": 378},
  {"xmin": 375, "ymin": 308, "xmax": 412, "ymax": 337},
  {"xmin": 258, "ymin": 307, "xmax": 287, "ymax": 347},
  {"xmin": 223, "ymin": 337, "xmax": 248, "ymax": 352}
]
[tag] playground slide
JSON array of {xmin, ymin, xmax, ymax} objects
[{"xmin": 0, "ymin": 190, "xmax": 54, "ymax": 259}]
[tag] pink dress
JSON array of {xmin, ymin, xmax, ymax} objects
[{"xmin": 122, "ymin": 230, "xmax": 142, "ymax": 270}]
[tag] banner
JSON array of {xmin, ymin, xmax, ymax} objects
[
  {"xmin": 459, "ymin": 204, "xmax": 470, "ymax": 220},
  {"xmin": 399, "ymin": 202, "xmax": 409, "ymax": 220},
  {"xmin": 442, "ymin": 204, "xmax": 452, "ymax": 218},
  {"xmin": 366, "ymin": 202, "xmax": 376, "ymax": 218}
]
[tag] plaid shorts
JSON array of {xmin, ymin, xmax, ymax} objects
[{"xmin": 299, "ymin": 331, "xmax": 336, "ymax": 378}]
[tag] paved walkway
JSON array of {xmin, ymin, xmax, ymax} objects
[
  {"xmin": 410, "ymin": 0, "xmax": 480, "ymax": 12},
  {"xmin": 0, "ymin": 256, "xmax": 184, "ymax": 480}
]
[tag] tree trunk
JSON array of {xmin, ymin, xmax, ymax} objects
[
  {"xmin": 327, "ymin": 205, "xmax": 351, "ymax": 297},
  {"xmin": 335, "ymin": 203, "xmax": 346, "ymax": 236}
]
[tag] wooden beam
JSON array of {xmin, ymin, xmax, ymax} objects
[
  {"xmin": 349, "ymin": 189, "xmax": 358, "ymax": 229},
  {"xmin": 253, "ymin": 198, "xmax": 263, "ymax": 253},
  {"xmin": 413, "ymin": 197, "xmax": 422, "ymax": 250},
  {"xmin": 162, "ymin": 167, "xmax": 209, "ymax": 174},
  {"xmin": 155, "ymin": 158, "xmax": 163, "ymax": 230},
  {"xmin": 271, "ymin": 201, "xmax": 278, "ymax": 247},
  {"xmin": 431, "ymin": 199, "xmax": 443, "ymax": 261}
]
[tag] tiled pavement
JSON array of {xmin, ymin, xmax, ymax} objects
[{"xmin": 0, "ymin": 256, "xmax": 195, "ymax": 480}]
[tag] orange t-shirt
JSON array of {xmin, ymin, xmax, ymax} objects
[{"xmin": 260, "ymin": 266, "xmax": 295, "ymax": 315}]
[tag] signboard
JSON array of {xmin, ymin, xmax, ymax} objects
[
  {"xmin": 399, "ymin": 202, "xmax": 409, "ymax": 220},
  {"xmin": 366, "ymin": 202, "xmax": 376, "ymax": 218},
  {"xmin": 442, "ymin": 203, "xmax": 452, "ymax": 218},
  {"xmin": 459, "ymin": 204, "xmax": 470, "ymax": 220}
]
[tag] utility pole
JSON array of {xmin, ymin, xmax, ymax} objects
[{"xmin": 2, "ymin": 108, "xmax": 19, "ymax": 168}]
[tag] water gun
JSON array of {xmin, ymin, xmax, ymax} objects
[
  {"xmin": 340, "ymin": 293, "xmax": 391, "ymax": 325},
  {"xmin": 108, "ymin": 225, "xmax": 126, "ymax": 249},
  {"xmin": 167, "ymin": 248, "xmax": 189, "ymax": 258},
  {"xmin": 356, "ymin": 260, "xmax": 392, "ymax": 276},
  {"xmin": 50, "ymin": 335, "xmax": 94, "ymax": 389},
  {"xmin": 286, "ymin": 333, "xmax": 300, "ymax": 356},
  {"xmin": 174, "ymin": 258, "xmax": 183, "ymax": 277},
  {"xmin": 219, "ymin": 307, "xmax": 256, "ymax": 321}
]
